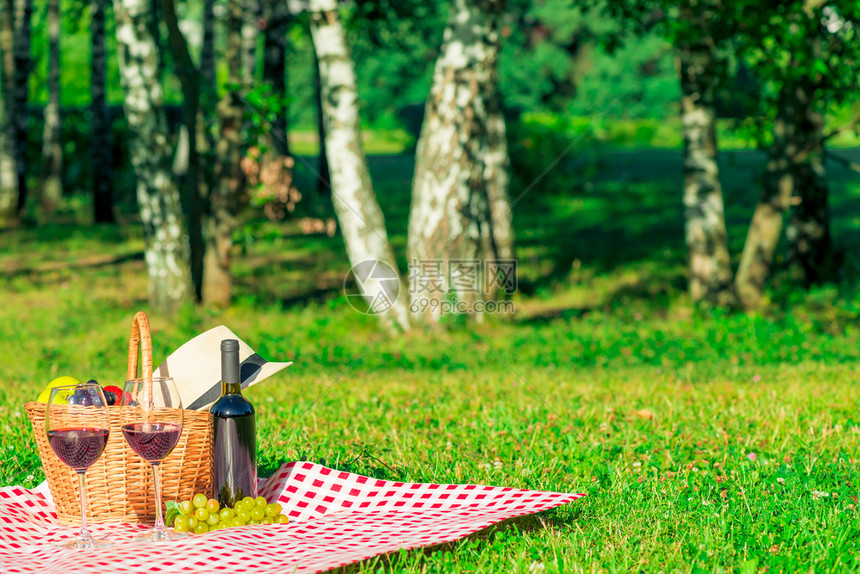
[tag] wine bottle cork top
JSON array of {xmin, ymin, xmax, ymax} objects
[{"xmin": 221, "ymin": 339, "xmax": 239, "ymax": 352}]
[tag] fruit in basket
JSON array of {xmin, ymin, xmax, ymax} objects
[
  {"xmin": 103, "ymin": 385, "xmax": 123, "ymax": 406},
  {"xmin": 36, "ymin": 376, "xmax": 82, "ymax": 403}
]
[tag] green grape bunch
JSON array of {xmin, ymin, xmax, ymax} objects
[{"xmin": 166, "ymin": 494, "xmax": 289, "ymax": 534}]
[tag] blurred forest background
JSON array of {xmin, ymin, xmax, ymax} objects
[
  {"xmin": 3, "ymin": 3, "xmax": 860, "ymax": 570},
  {"xmin": 0, "ymin": 0, "xmax": 858, "ymax": 326}
]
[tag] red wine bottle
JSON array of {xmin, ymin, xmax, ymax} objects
[{"xmin": 210, "ymin": 339, "xmax": 257, "ymax": 507}]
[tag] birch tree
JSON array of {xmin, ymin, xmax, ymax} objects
[
  {"xmin": 161, "ymin": 0, "xmax": 205, "ymax": 299},
  {"xmin": 607, "ymin": 0, "xmax": 735, "ymax": 306},
  {"xmin": 676, "ymin": 5, "xmax": 733, "ymax": 306},
  {"xmin": 407, "ymin": 0, "xmax": 511, "ymax": 322},
  {"xmin": 0, "ymin": 0, "xmax": 14, "ymax": 222},
  {"xmin": 91, "ymin": 0, "xmax": 114, "ymax": 223},
  {"xmin": 203, "ymin": 0, "xmax": 244, "ymax": 306},
  {"xmin": 308, "ymin": 0, "xmax": 410, "ymax": 331},
  {"xmin": 242, "ymin": 0, "xmax": 259, "ymax": 85},
  {"xmin": 262, "ymin": 0, "xmax": 289, "ymax": 154},
  {"xmin": 39, "ymin": 0, "xmax": 61, "ymax": 218},
  {"xmin": 115, "ymin": 0, "xmax": 193, "ymax": 312},
  {"xmin": 11, "ymin": 0, "xmax": 31, "ymax": 211},
  {"xmin": 735, "ymin": 1, "xmax": 858, "ymax": 306}
]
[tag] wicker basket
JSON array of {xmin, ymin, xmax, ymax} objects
[{"xmin": 26, "ymin": 312, "xmax": 213, "ymax": 525}]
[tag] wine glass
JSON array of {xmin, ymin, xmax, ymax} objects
[
  {"xmin": 121, "ymin": 377, "xmax": 188, "ymax": 542},
  {"xmin": 45, "ymin": 382, "xmax": 113, "ymax": 549}
]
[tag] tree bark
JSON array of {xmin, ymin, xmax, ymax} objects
[
  {"xmin": 406, "ymin": 0, "xmax": 510, "ymax": 322},
  {"xmin": 200, "ymin": 0, "xmax": 215, "ymax": 90},
  {"xmin": 786, "ymin": 104, "xmax": 832, "ymax": 285},
  {"xmin": 38, "ymin": 0, "xmax": 61, "ymax": 219},
  {"xmin": 735, "ymin": 91, "xmax": 798, "ymax": 309},
  {"xmin": 91, "ymin": 0, "xmax": 114, "ymax": 223},
  {"xmin": 202, "ymin": 0, "xmax": 244, "ymax": 306},
  {"xmin": 308, "ymin": 0, "xmax": 410, "ymax": 331},
  {"xmin": 115, "ymin": 0, "xmax": 193, "ymax": 313},
  {"xmin": 262, "ymin": 0, "xmax": 288, "ymax": 154},
  {"xmin": 485, "ymin": 91, "xmax": 513, "ymax": 264},
  {"xmin": 160, "ymin": 0, "xmax": 205, "ymax": 300},
  {"xmin": 785, "ymin": 30, "xmax": 833, "ymax": 287},
  {"xmin": 241, "ymin": 0, "xmax": 259, "ymax": 85},
  {"xmin": 677, "ymin": 26, "xmax": 734, "ymax": 307},
  {"xmin": 312, "ymin": 39, "xmax": 329, "ymax": 196},
  {"xmin": 11, "ymin": 0, "xmax": 31, "ymax": 213},
  {"xmin": 0, "ymin": 0, "xmax": 15, "ymax": 223}
]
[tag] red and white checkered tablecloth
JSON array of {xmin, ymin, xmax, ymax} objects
[{"xmin": 0, "ymin": 461, "xmax": 585, "ymax": 573}]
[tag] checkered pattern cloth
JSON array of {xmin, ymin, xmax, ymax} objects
[{"xmin": 0, "ymin": 461, "xmax": 584, "ymax": 573}]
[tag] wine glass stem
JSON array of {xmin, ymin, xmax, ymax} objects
[
  {"xmin": 151, "ymin": 462, "xmax": 165, "ymax": 530},
  {"xmin": 76, "ymin": 471, "xmax": 93, "ymax": 543}
]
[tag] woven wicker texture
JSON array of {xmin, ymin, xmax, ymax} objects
[{"xmin": 25, "ymin": 311, "xmax": 214, "ymax": 525}]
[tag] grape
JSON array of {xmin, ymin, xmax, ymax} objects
[
  {"xmin": 254, "ymin": 496, "xmax": 267, "ymax": 507},
  {"xmin": 232, "ymin": 500, "xmax": 246, "ymax": 514},
  {"xmin": 192, "ymin": 493, "xmax": 208, "ymax": 508},
  {"xmin": 206, "ymin": 513, "xmax": 220, "ymax": 526},
  {"xmin": 194, "ymin": 522, "xmax": 209, "ymax": 534},
  {"xmin": 219, "ymin": 508, "xmax": 235, "ymax": 521},
  {"xmin": 262, "ymin": 517, "xmax": 274, "ymax": 525},
  {"xmin": 241, "ymin": 496, "xmax": 255, "ymax": 507},
  {"xmin": 229, "ymin": 518, "xmax": 244, "ymax": 528},
  {"xmin": 194, "ymin": 508, "xmax": 210, "ymax": 521},
  {"xmin": 188, "ymin": 516, "xmax": 199, "ymax": 529},
  {"xmin": 276, "ymin": 514, "xmax": 289, "ymax": 524},
  {"xmin": 173, "ymin": 515, "xmax": 189, "ymax": 531},
  {"xmin": 265, "ymin": 502, "xmax": 282, "ymax": 517},
  {"xmin": 206, "ymin": 499, "xmax": 220, "ymax": 514},
  {"xmin": 237, "ymin": 510, "xmax": 251, "ymax": 523},
  {"xmin": 250, "ymin": 507, "xmax": 265, "ymax": 521},
  {"xmin": 249, "ymin": 519, "xmax": 261, "ymax": 525},
  {"xmin": 178, "ymin": 500, "xmax": 194, "ymax": 516}
]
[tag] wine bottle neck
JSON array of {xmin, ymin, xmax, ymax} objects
[
  {"xmin": 222, "ymin": 381, "xmax": 243, "ymax": 396},
  {"xmin": 221, "ymin": 339, "xmax": 242, "ymax": 396}
]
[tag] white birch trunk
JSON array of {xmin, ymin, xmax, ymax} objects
[
  {"xmin": 407, "ymin": 0, "xmax": 510, "ymax": 322},
  {"xmin": 308, "ymin": 0, "xmax": 410, "ymax": 331},
  {"xmin": 0, "ymin": 0, "xmax": 15, "ymax": 223},
  {"xmin": 115, "ymin": 0, "xmax": 193, "ymax": 312},
  {"xmin": 678, "ymin": 27, "xmax": 734, "ymax": 307},
  {"xmin": 241, "ymin": 0, "xmax": 259, "ymax": 85},
  {"xmin": 39, "ymin": 0, "xmax": 62, "ymax": 219}
]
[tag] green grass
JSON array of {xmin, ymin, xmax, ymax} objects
[{"xmin": 1, "ymin": 146, "xmax": 860, "ymax": 571}]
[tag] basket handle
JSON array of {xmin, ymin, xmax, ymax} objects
[{"xmin": 127, "ymin": 311, "xmax": 153, "ymax": 383}]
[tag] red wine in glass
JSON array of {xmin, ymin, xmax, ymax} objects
[
  {"xmin": 47, "ymin": 428, "xmax": 110, "ymax": 470},
  {"xmin": 121, "ymin": 376, "xmax": 188, "ymax": 542},
  {"xmin": 121, "ymin": 422, "xmax": 182, "ymax": 462},
  {"xmin": 45, "ymin": 382, "xmax": 113, "ymax": 549}
]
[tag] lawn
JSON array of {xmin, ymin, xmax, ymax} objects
[{"xmin": 1, "ymin": 145, "xmax": 860, "ymax": 572}]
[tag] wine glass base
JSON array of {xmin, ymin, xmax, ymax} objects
[
  {"xmin": 58, "ymin": 536, "xmax": 113, "ymax": 550},
  {"xmin": 133, "ymin": 528, "xmax": 191, "ymax": 543}
]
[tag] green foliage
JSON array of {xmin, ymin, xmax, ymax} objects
[{"xmin": 2, "ymin": 148, "xmax": 860, "ymax": 569}]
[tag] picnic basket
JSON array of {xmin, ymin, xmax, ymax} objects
[{"xmin": 26, "ymin": 311, "xmax": 214, "ymax": 525}]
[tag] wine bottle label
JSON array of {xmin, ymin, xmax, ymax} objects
[{"xmin": 213, "ymin": 414, "xmax": 257, "ymax": 507}]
